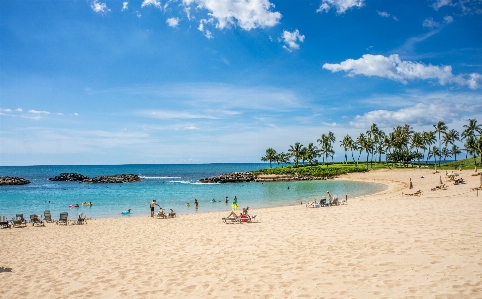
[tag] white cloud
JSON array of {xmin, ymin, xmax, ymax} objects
[
  {"xmin": 122, "ymin": 2, "xmax": 128, "ymax": 11},
  {"xmin": 444, "ymin": 15, "xmax": 454, "ymax": 23},
  {"xmin": 1, "ymin": 108, "xmax": 13, "ymax": 112},
  {"xmin": 28, "ymin": 110, "xmax": 50, "ymax": 115},
  {"xmin": 423, "ymin": 16, "xmax": 453, "ymax": 28},
  {"xmin": 423, "ymin": 17, "xmax": 440, "ymax": 28},
  {"xmin": 316, "ymin": 0, "xmax": 364, "ymax": 14},
  {"xmin": 142, "ymin": 0, "xmax": 162, "ymax": 9},
  {"xmin": 432, "ymin": 0, "xmax": 452, "ymax": 10},
  {"xmin": 432, "ymin": 0, "xmax": 482, "ymax": 14},
  {"xmin": 135, "ymin": 11, "xmax": 142, "ymax": 18},
  {"xmin": 16, "ymin": 108, "xmax": 22, "ymax": 112},
  {"xmin": 74, "ymin": 113, "xmax": 79, "ymax": 116},
  {"xmin": 349, "ymin": 102, "xmax": 458, "ymax": 128},
  {"xmin": 204, "ymin": 29, "xmax": 213, "ymax": 39},
  {"xmin": 166, "ymin": 17, "xmax": 180, "ymax": 27},
  {"xmin": 323, "ymin": 54, "xmax": 482, "ymax": 89},
  {"xmin": 91, "ymin": 0, "xmax": 110, "ymax": 14},
  {"xmin": 280, "ymin": 29, "xmax": 305, "ymax": 51},
  {"xmin": 185, "ymin": 125, "xmax": 199, "ymax": 130},
  {"xmin": 141, "ymin": 110, "xmax": 217, "ymax": 120},
  {"xmin": 377, "ymin": 10, "xmax": 390, "ymax": 17},
  {"xmin": 183, "ymin": 0, "xmax": 281, "ymax": 31}
]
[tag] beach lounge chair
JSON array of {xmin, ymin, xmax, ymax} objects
[
  {"xmin": 156, "ymin": 210, "xmax": 167, "ymax": 219},
  {"xmin": 167, "ymin": 211, "xmax": 176, "ymax": 218},
  {"xmin": 222, "ymin": 216, "xmax": 241, "ymax": 224},
  {"xmin": 0, "ymin": 216, "xmax": 11, "ymax": 229},
  {"xmin": 44, "ymin": 210, "xmax": 53, "ymax": 223},
  {"xmin": 30, "ymin": 214, "xmax": 45, "ymax": 227},
  {"xmin": 57, "ymin": 212, "xmax": 69, "ymax": 225},
  {"xmin": 12, "ymin": 214, "xmax": 27, "ymax": 228},
  {"xmin": 76, "ymin": 213, "xmax": 87, "ymax": 225}
]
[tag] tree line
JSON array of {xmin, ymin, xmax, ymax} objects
[{"xmin": 261, "ymin": 119, "xmax": 482, "ymax": 168}]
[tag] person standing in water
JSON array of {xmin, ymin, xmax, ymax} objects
[
  {"xmin": 194, "ymin": 199, "xmax": 198, "ymax": 208},
  {"xmin": 225, "ymin": 196, "xmax": 229, "ymax": 204}
]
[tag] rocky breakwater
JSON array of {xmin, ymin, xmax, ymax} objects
[
  {"xmin": 49, "ymin": 173, "xmax": 90, "ymax": 182},
  {"xmin": 199, "ymin": 172, "xmax": 255, "ymax": 183},
  {"xmin": 0, "ymin": 176, "xmax": 31, "ymax": 185},
  {"xmin": 49, "ymin": 173, "xmax": 141, "ymax": 184},
  {"xmin": 254, "ymin": 174, "xmax": 324, "ymax": 182},
  {"xmin": 80, "ymin": 174, "xmax": 141, "ymax": 184}
]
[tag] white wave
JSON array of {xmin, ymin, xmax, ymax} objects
[
  {"xmin": 167, "ymin": 180, "xmax": 220, "ymax": 185},
  {"xmin": 140, "ymin": 176, "xmax": 182, "ymax": 179}
]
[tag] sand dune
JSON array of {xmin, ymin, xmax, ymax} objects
[{"xmin": 1, "ymin": 168, "xmax": 481, "ymax": 298}]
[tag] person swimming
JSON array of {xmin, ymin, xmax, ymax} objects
[{"xmin": 121, "ymin": 209, "xmax": 131, "ymax": 215}]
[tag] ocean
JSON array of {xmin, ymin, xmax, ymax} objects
[{"xmin": 0, "ymin": 163, "xmax": 386, "ymax": 219}]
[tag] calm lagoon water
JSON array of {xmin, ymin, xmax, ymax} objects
[{"xmin": 0, "ymin": 164, "xmax": 386, "ymax": 219}]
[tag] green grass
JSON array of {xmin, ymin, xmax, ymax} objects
[{"xmin": 254, "ymin": 156, "xmax": 482, "ymax": 177}]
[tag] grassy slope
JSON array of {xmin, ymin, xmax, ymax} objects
[{"xmin": 255, "ymin": 156, "xmax": 482, "ymax": 177}]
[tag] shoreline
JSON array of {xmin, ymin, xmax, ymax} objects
[{"xmin": 2, "ymin": 168, "xmax": 481, "ymax": 298}]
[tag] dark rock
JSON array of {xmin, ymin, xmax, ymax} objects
[
  {"xmin": 49, "ymin": 173, "xmax": 89, "ymax": 182},
  {"xmin": 80, "ymin": 174, "xmax": 141, "ymax": 184},
  {"xmin": 199, "ymin": 172, "xmax": 255, "ymax": 183},
  {"xmin": 0, "ymin": 176, "xmax": 31, "ymax": 185}
]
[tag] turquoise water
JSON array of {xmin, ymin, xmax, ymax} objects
[{"xmin": 0, "ymin": 164, "xmax": 386, "ymax": 219}]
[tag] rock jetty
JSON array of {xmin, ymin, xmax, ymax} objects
[
  {"xmin": 49, "ymin": 173, "xmax": 141, "ymax": 184},
  {"xmin": 49, "ymin": 173, "xmax": 89, "ymax": 182},
  {"xmin": 0, "ymin": 176, "xmax": 31, "ymax": 185},
  {"xmin": 199, "ymin": 172, "xmax": 255, "ymax": 183},
  {"xmin": 199, "ymin": 173, "xmax": 330, "ymax": 183},
  {"xmin": 81, "ymin": 174, "xmax": 141, "ymax": 184}
]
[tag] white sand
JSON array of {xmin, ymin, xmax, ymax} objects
[{"xmin": 1, "ymin": 168, "xmax": 481, "ymax": 298}]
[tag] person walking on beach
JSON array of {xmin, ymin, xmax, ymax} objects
[{"xmin": 150, "ymin": 199, "xmax": 157, "ymax": 217}]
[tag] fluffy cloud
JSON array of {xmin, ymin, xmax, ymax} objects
[
  {"xmin": 323, "ymin": 54, "xmax": 482, "ymax": 89},
  {"xmin": 183, "ymin": 0, "xmax": 281, "ymax": 31},
  {"xmin": 280, "ymin": 29, "xmax": 305, "ymax": 51},
  {"xmin": 432, "ymin": 0, "xmax": 482, "ymax": 14},
  {"xmin": 316, "ymin": 0, "xmax": 364, "ymax": 14},
  {"xmin": 432, "ymin": 0, "xmax": 452, "ymax": 10},
  {"xmin": 423, "ymin": 15, "xmax": 453, "ymax": 28},
  {"xmin": 349, "ymin": 102, "xmax": 458, "ymax": 128},
  {"xmin": 166, "ymin": 17, "xmax": 180, "ymax": 27},
  {"xmin": 91, "ymin": 0, "xmax": 110, "ymax": 14},
  {"xmin": 122, "ymin": 2, "xmax": 128, "ymax": 11},
  {"xmin": 376, "ymin": 10, "xmax": 390, "ymax": 17},
  {"xmin": 142, "ymin": 0, "xmax": 161, "ymax": 9},
  {"xmin": 28, "ymin": 110, "xmax": 50, "ymax": 115}
]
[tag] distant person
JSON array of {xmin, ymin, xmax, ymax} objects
[
  {"xmin": 232, "ymin": 196, "xmax": 238, "ymax": 211},
  {"xmin": 121, "ymin": 209, "xmax": 131, "ymax": 215},
  {"xmin": 225, "ymin": 196, "xmax": 229, "ymax": 203},
  {"xmin": 150, "ymin": 199, "xmax": 157, "ymax": 217},
  {"xmin": 226, "ymin": 211, "xmax": 240, "ymax": 218},
  {"xmin": 327, "ymin": 191, "xmax": 333, "ymax": 205},
  {"xmin": 186, "ymin": 202, "xmax": 190, "ymax": 208},
  {"xmin": 168, "ymin": 209, "xmax": 176, "ymax": 217},
  {"xmin": 194, "ymin": 199, "xmax": 198, "ymax": 208}
]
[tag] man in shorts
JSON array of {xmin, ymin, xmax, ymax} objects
[{"xmin": 150, "ymin": 199, "xmax": 157, "ymax": 217}]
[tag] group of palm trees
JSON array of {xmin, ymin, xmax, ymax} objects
[{"xmin": 261, "ymin": 119, "xmax": 482, "ymax": 168}]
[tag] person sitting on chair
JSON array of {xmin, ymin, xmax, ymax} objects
[{"xmin": 168, "ymin": 208, "xmax": 176, "ymax": 217}]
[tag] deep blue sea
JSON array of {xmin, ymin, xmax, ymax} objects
[{"xmin": 0, "ymin": 164, "xmax": 386, "ymax": 219}]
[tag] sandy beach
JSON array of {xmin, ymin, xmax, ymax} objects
[{"xmin": 1, "ymin": 168, "xmax": 481, "ymax": 298}]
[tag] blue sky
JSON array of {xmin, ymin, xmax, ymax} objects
[{"xmin": 1, "ymin": 0, "xmax": 481, "ymax": 165}]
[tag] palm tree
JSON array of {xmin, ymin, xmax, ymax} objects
[
  {"xmin": 261, "ymin": 148, "xmax": 277, "ymax": 168},
  {"xmin": 429, "ymin": 146, "xmax": 440, "ymax": 164},
  {"xmin": 443, "ymin": 129, "xmax": 460, "ymax": 149},
  {"xmin": 450, "ymin": 144, "xmax": 462, "ymax": 162},
  {"xmin": 288, "ymin": 142, "xmax": 303, "ymax": 167},
  {"xmin": 433, "ymin": 121, "xmax": 448, "ymax": 166},
  {"xmin": 441, "ymin": 147, "xmax": 451, "ymax": 163},
  {"xmin": 276, "ymin": 152, "xmax": 291, "ymax": 165},
  {"xmin": 317, "ymin": 134, "xmax": 334, "ymax": 166},
  {"xmin": 422, "ymin": 131, "xmax": 436, "ymax": 164},
  {"xmin": 305, "ymin": 143, "xmax": 319, "ymax": 165},
  {"xmin": 375, "ymin": 130, "xmax": 386, "ymax": 163},
  {"xmin": 411, "ymin": 132, "xmax": 425, "ymax": 167},
  {"xmin": 300, "ymin": 146, "xmax": 308, "ymax": 166},
  {"xmin": 462, "ymin": 119, "xmax": 482, "ymax": 141},
  {"xmin": 340, "ymin": 135, "xmax": 353, "ymax": 164}
]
